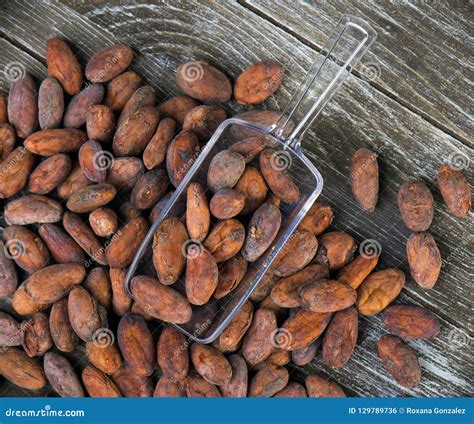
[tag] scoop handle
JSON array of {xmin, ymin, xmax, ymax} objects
[{"xmin": 271, "ymin": 15, "xmax": 376, "ymax": 147}]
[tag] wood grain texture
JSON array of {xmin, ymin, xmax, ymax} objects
[
  {"xmin": 297, "ymin": 292, "xmax": 473, "ymax": 397},
  {"xmin": 0, "ymin": 0, "xmax": 471, "ymax": 397},
  {"xmin": 0, "ymin": 39, "xmax": 46, "ymax": 93},
  {"xmin": 244, "ymin": 0, "xmax": 473, "ymax": 146}
]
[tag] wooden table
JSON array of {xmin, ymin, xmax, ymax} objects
[{"xmin": 0, "ymin": 0, "xmax": 472, "ymax": 397}]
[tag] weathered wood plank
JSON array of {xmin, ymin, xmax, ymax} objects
[
  {"xmin": 294, "ymin": 292, "xmax": 473, "ymax": 397},
  {"xmin": 0, "ymin": 38, "xmax": 46, "ymax": 93},
  {"xmin": 0, "ymin": 0, "xmax": 472, "ymax": 397},
  {"xmin": 30, "ymin": 0, "xmax": 472, "ymax": 331},
  {"xmin": 243, "ymin": 0, "xmax": 473, "ymax": 146}
]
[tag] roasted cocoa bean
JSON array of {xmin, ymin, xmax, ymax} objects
[
  {"xmin": 118, "ymin": 85, "xmax": 155, "ymax": 126},
  {"xmin": 271, "ymin": 263, "xmax": 329, "ymax": 308},
  {"xmin": 106, "ymin": 156, "xmax": 145, "ymax": 190},
  {"xmin": 216, "ymin": 301, "xmax": 253, "ymax": 352},
  {"xmin": 298, "ymin": 279, "xmax": 357, "ymax": 313},
  {"xmin": 185, "ymin": 247, "xmax": 218, "ymax": 305},
  {"xmin": 183, "ymin": 105, "xmax": 226, "ymax": 141},
  {"xmin": 57, "ymin": 163, "xmax": 91, "ymax": 198},
  {"xmin": 3, "ymin": 225, "xmax": 50, "ymax": 273},
  {"xmin": 274, "ymin": 381, "xmax": 307, "ymax": 397},
  {"xmin": 22, "ymin": 312, "xmax": 53, "ymax": 357},
  {"xmin": 0, "ymin": 311, "xmax": 22, "ymax": 347},
  {"xmin": 210, "ymin": 189, "xmax": 245, "ymax": 220},
  {"xmin": 24, "ymin": 128, "xmax": 87, "ymax": 156},
  {"xmin": 28, "ymin": 154, "xmax": 72, "ymax": 194},
  {"xmin": 82, "ymin": 365, "xmax": 122, "ymax": 397},
  {"xmin": 272, "ymin": 230, "xmax": 317, "ymax": 277},
  {"xmin": 113, "ymin": 106, "xmax": 160, "ymax": 157},
  {"xmin": 86, "ymin": 104, "xmax": 115, "ymax": 143},
  {"xmin": 157, "ymin": 325, "xmax": 189, "ymax": 381},
  {"xmin": 242, "ymin": 202, "xmax": 281, "ymax": 262},
  {"xmin": 38, "ymin": 77, "xmax": 64, "ymax": 130},
  {"xmin": 46, "ymin": 38, "xmax": 83, "ymax": 95},
  {"xmin": 78, "ymin": 140, "xmax": 108, "ymax": 183},
  {"xmin": 281, "ymin": 309, "xmax": 332, "ymax": 351},
  {"xmin": 305, "ymin": 374, "xmax": 345, "ymax": 398},
  {"xmin": 0, "ymin": 147, "xmax": 35, "ymax": 198},
  {"xmin": 86, "ymin": 44, "xmax": 134, "ymax": 83},
  {"xmin": 219, "ymin": 354, "xmax": 248, "ymax": 398},
  {"xmin": 166, "ymin": 130, "xmax": 200, "ymax": 187},
  {"xmin": 89, "ymin": 207, "xmax": 118, "ymax": 238},
  {"xmin": 154, "ymin": 376, "xmax": 185, "ymax": 397},
  {"xmin": 234, "ymin": 165, "xmax": 268, "ymax": 215},
  {"xmin": 315, "ymin": 231, "xmax": 356, "ymax": 271},
  {"xmin": 397, "ymin": 181, "xmax": 434, "ymax": 231},
  {"xmin": 438, "ymin": 164, "xmax": 471, "ymax": 217},
  {"xmin": 63, "ymin": 84, "xmax": 104, "ymax": 129},
  {"xmin": 176, "ymin": 61, "xmax": 231, "ymax": 102},
  {"xmin": 112, "ymin": 364, "xmax": 153, "ymax": 397},
  {"xmin": 44, "ymin": 352, "xmax": 84, "ymax": 397},
  {"xmin": 378, "ymin": 335, "xmax": 421, "ymax": 388},
  {"xmin": 158, "ymin": 95, "xmax": 198, "ymax": 126},
  {"xmin": 153, "ymin": 218, "xmax": 188, "ymax": 284},
  {"xmin": 357, "ymin": 269, "xmax": 405, "ymax": 316},
  {"xmin": 214, "ymin": 254, "xmax": 248, "ymax": 300},
  {"xmin": 260, "ymin": 148, "xmax": 299, "ymax": 204},
  {"xmin": 68, "ymin": 286, "xmax": 102, "ymax": 342},
  {"xmin": 337, "ymin": 255, "xmax": 378, "ymax": 289},
  {"xmin": 84, "ymin": 267, "xmax": 112, "ymax": 309},
  {"xmin": 207, "ymin": 150, "xmax": 246, "ymax": 193},
  {"xmin": 143, "ymin": 117, "xmax": 176, "ymax": 170},
  {"xmin": 203, "ymin": 219, "xmax": 245, "ymax": 263},
  {"xmin": 185, "ymin": 373, "xmax": 221, "ymax": 397},
  {"xmin": 0, "ymin": 123, "xmax": 16, "ymax": 161},
  {"xmin": 131, "ymin": 169, "xmax": 169, "ymax": 210},
  {"xmin": 234, "ymin": 61, "xmax": 283, "ymax": 105},
  {"xmin": 38, "ymin": 223, "xmax": 86, "ymax": 264},
  {"xmin": 86, "ymin": 339, "xmax": 122, "ymax": 375},
  {"xmin": 229, "ymin": 136, "xmax": 266, "ymax": 163},
  {"xmin": 5, "ymin": 195, "xmax": 62, "ymax": 225},
  {"xmin": 105, "ymin": 71, "xmax": 142, "ymax": 113},
  {"xmin": 242, "ymin": 308, "xmax": 276, "ymax": 366},
  {"xmin": 190, "ymin": 343, "xmax": 232, "ymax": 386},
  {"xmin": 130, "ymin": 275, "xmax": 192, "ymax": 324},
  {"xmin": 186, "ymin": 182, "xmax": 210, "ymax": 242},
  {"xmin": 7, "ymin": 74, "xmax": 38, "ymax": 138},
  {"xmin": 248, "ymin": 364, "xmax": 288, "ymax": 398},
  {"xmin": 109, "ymin": 268, "xmax": 132, "ymax": 316},
  {"xmin": 106, "ymin": 217, "xmax": 149, "ymax": 268},
  {"xmin": 0, "ymin": 242, "xmax": 18, "ymax": 297},
  {"xmin": 406, "ymin": 232, "xmax": 441, "ymax": 289},
  {"xmin": 118, "ymin": 313, "xmax": 155, "ymax": 377},
  {"xmin": 322, "ymin": 307, "xmax": 358, "ymax": 368},
  {"xmin": 297, "ymin": 202, "xmax": 333, "ymax": 235},
  {"xmin": 382, "ymin": 305, "xmax": 440, "ymax": 339},
  {"xmin": 351, "ymin": 148, "xmax": 379, "ymax": 212},
  {"xmin": 0, "ymin": 347, "xmax": 46, "ymax": 390},
  {"xmin": 24, "ymin": 263, "xmax": 85, "ymax": 304},
  {"xmin": 49, "ymin": 298, "xmax": 80, "ymax": 352}
]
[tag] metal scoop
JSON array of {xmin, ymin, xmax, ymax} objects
[{"xmin": 126, "ymin": 15, "xmax": 376, "ymax": 343}]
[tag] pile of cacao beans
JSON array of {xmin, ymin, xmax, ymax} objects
[{"xmin": 0, "ymin": 36, "xmax": 470, "ymax": 398}]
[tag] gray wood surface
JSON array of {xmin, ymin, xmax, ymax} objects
[
  {"xmin": 244, "ymin": 0, "xmax": 474, "ymax": 146},
  {"xmin": 0, "ymin": 0, "xmax": 472, "ymax": 397}
]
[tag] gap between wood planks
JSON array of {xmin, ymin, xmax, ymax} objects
[
  {"xmin": 0, "ymin": 32, "xmax": 47, "ymax": 66},
  {"xmin": 238, "ymin": 0, "xmax": 472, "ymax": 149},
  {"xmin": 1, "ymin": 2, "xmax": 470, "ymax": 149},
  {"xmin": 0, "ymin": 19, "xmax": 472, "ymax": 335}
]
